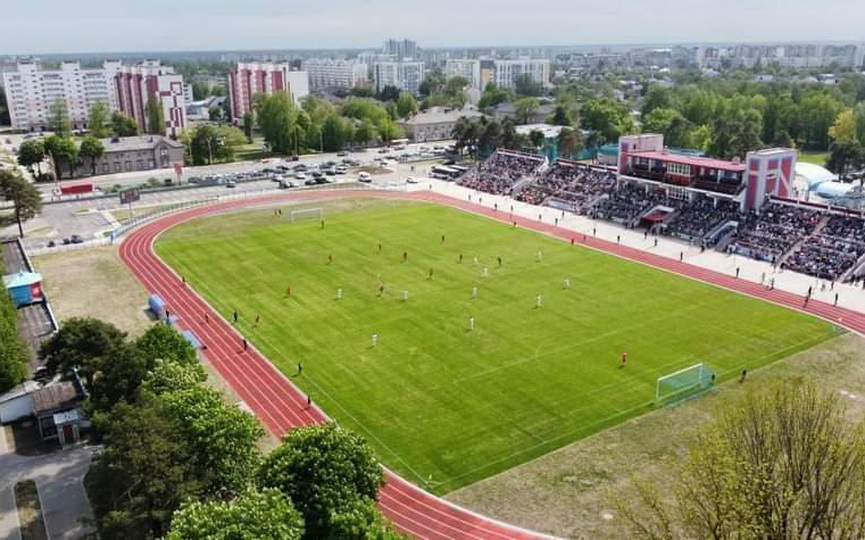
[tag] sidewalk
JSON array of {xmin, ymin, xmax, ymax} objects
[{"xmin": 411, "ymin": 179, "xmax": 865, "ymax": 316}]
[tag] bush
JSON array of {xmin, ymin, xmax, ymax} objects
[{"xmin": 34, "ymin": 172, "xmax": 55, "ymax": 183}]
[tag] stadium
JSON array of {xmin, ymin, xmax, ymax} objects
[{"xmin": 109, "ymin": 134, "xmax": 865, "ymax": 536}]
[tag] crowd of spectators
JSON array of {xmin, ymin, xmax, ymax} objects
[
  {"xmin": 457, "ymin": 151, "xmax": 544, "ymax": 196},
  {"xmin": 517, "ymin": 162, "xmax": 617, "ymax": 213},
  {"xmin": 730, "ymin": 203, "xmax": 822, "ymax": 263},
  {"xmin": 591, "ymin": 183, "xmax": 667, "ymax": 224},
  {"xmin": 783, "ymin": 214, "xmax": 865, "ymax": 281},
  {"xmin": 664, "ymin": 197, "xmax": 741, "ymax": 245}
]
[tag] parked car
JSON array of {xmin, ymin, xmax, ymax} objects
[
  {"xmin": 377, "ymin": 148, "xmax": 390, "ymax": 154},
  {"xmin": 405, "ymin": 176, "xmax": 418, "ymax": 184},
  {"xmin": 311, "ymin": 171, "xmax": 324, "ymax": 179},
  {"xmin": 335, "ymin": 165, "xmax": 348, "ymax": 174},
  {"xmin": 295, "ymin": 172, "xmax": 307, "ymax": 180},
  {"xmin": 358, "ymin": 172, "xmax": 372, "ymax": 183},
  {"xmin": 323, "ymin": 167, "xmax": 336, "ymax": 176},
  {"xmin": 226, "ymin": 180, "xmax": 236, "ymax": 188},
  {"xmin": 305, "ymin": 179, "xmax": 317, "ymax": 186},
  {"xmin": 337, "ymin": 151, "xmax": 349, "ymax": 157},
  {"xmin": 70, "ymin": 234, "xmax": 84, "ymax": 244}
]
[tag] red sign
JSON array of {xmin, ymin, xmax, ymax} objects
[{"xmin": 59, "ymin": 183, "xmax": 93, "ymax": 195}]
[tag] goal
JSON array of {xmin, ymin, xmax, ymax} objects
[
  {"xmin": 656, "ymin": 363, "xmax": 715, "ymax": 405},
  {"xmin": 290, "ymin": 207, "xmax": 324, "ymax": 223}
]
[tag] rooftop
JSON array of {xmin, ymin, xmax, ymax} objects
[
  {"xmin": 400, "ymin": 107, "xmax": 484, "ymax": 125},
  {"xmin": 102, "ymin": 135, "xmax": 183, "ymax": 152},
  {"xmin": 629, "ymin": 150, "xmax": 746, "ymax": 172},
  {"xmin": 31, "ymin": 380, "xmax": 81, "ymax": 414}
]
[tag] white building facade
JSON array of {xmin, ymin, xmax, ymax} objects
[
  {"xmin": 373, "ymin": 61, "xmax": 425, "ymax": 94},
  {"xmin": 303, "ymin": 59, "xmax": 368, "ymax": 91},
  {"xmin": 492, "ymin": 58, "xmax": 551, "ymax": 90},
  {"xmin": 227, "ymin": 62, "xmax": 309, "ymax": 122},
  {"xmin": 2, "ymin": 60, "xmax": 121, "ymax": 132},
  {"xmin": 445, "ymin": 59, "xmax": 482, "ymax": 90}
]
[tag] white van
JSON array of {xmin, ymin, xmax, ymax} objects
[{"xmin": 358, "ymin": 172, "xmax": 372, "ymax": 183}]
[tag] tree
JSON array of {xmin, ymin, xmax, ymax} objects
[
  {"xmin": 418, "ymin": 71, "xmax": 446, "ymax": 97},
  {"xmin": 145, "ymin": 97, "xmax": 166, "ymax": 136},
  {"xmin": 479, "ymin": 83, "xmax": 511, "ymax": 109},
  {"xmin": 141, "ymin": 359, "xmax": 206, "ymax": 396},
  {"xmin": 166, "ymin": 488, "xmax": 304, "ymax": 540},
  {"xmin": 111, "ymin": 111, "xmax": 140, "ymax": 137},
  {"xmin": 49, "ymin": 98, "xmax": 71, "ymax": 135},
  {"xmin": 580, "ymin": 98, "xmax": 634, "ymax": 143},
  {"xmin": 354, "ymin": 119, "xmax": 376, "ymax": 147},
  {"xmin": 42, "ymin": 135, "xmax": 78, "ymax": 179},
  {"xmin": 826, "ymin": 141, "xmax": 865, "ymax": 177},
  {"xmin": 799, "ymin": 91, "xmax": 843, "ymax": 150},
  {"xmin": 16, "ymin": 139, "xmax": 45, "ymax": 176},
  {"xmin": 549, "ymin": 104, "xmax": 575, "ymax": 127},
  {"xmin": 528, "ymin": 129, "xmax": 545, "ymax": 149},
  {"xmin": 452, "ymin": 117, "xmax": 481, "ymax": 158},
  {"xmin": 258, "ymin": 92, "xmax": 298, "ymax": 155},
  {"xmin": 620, "ymin": 382, "xmax": 865, "ymax": 539},
  {"xmin": 257, "ymin": 423, "xmax": 385, "ymax": 538},
  {"xmin": 87, "ymin": 396, "xmax": 200, "ymax": 539},
  {"xmin": 513, "ymin": 73, "xmax": 542, "ymax": 97},
  {"xmin": 0, "ymin": 169, "xmax": 42, "ymax": 238},
  {"xmin": 513, "ymin": 97, "xmax": 539, "ymax": 125},
  {"xmin": 642, "ymin": 108, "xmax": 693, "ymax": 149},
  {"xmin": 557, "ymin": 127, "xmax": 584, "ymax": 158},
  {"xmin": 641, "ymin": 85, "xmax": 676, "ymax": 117},
  {"xmin": 395, "ymin": 92, "xmax": 418, "ymax": 118},
  {"xmin": 162, "ymin": 385, "xmax": 264, "ymax": 498},
  {"xmin": 88, "ymin": 102, "xmax": 111, "ymax": 138},
  {"xmin": 376, "ymin": 85, "xmax": 400, "ymax": 103},
  {"xmin": 855, "ymin": 102, "xmax": 865, "ymax": 145},
  {"xmin": 829, "ymin": 108, "xmax": 858, "ymax": 144},
  {"xmin": 242, "ymin": 111, "xmax": 254, "ymax": 142},
  {"xmin": 0, "ymin": 286, "xmax": 28, "ymax": 393},
  {"xmin": 39, "ymin": 317, "xmax": 126, "ymax": 389},
  {"xmin": 78, "ymin": 136, "xmax": 105, "ymax": 175}
]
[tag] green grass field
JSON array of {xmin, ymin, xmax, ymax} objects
[{"xmin": 156, "ymin": 199, "xmax": 840, "ymax": 493}]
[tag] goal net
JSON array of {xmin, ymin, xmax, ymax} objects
[
  {"xmin": 290, "ymin": 207, "xmax": 324, "ymax": 223},
  {"xmin": 656, "ymin": 363, "xmax": 715, "ymax": 405}
]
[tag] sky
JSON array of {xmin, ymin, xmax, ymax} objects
[{"xmin": 2, "ymin": 0, "xmax": 863, "ymax": 54}]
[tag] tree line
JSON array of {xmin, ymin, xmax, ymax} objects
[
  {"xmin": 40, "ymin": 317, "xmax": 403, "ymax": 539},
  {"xmin": 0, "ymin": 247, "xmax": 29, "ymax": 393}
]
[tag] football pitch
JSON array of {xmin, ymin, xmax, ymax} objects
[{"xmin": 155, "ymin": 199, "xmax": 839, "ymax": 493}]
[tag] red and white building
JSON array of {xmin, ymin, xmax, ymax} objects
[
  {"xmin": 114, "ymin": 60, "xmax": 187, "ymax": 138},
  {"xmin": 227, "ymin": 62, "xmax": 309, "ymax": 122},
  {"xmin": 617, "ymin": 134, "xmax": 796, "ymax": 211}
]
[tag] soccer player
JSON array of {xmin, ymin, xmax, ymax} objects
[
  {"xmin": 233, "ymin": 310, "xmax": 238, "ymax": 323},
  {"xmin": 564, "ymin": 278, "xmax": 571, "ymax": 289},
  {"xmin": 497, "ymin": 256, "xmax": 502, "ymax": 267},
  {"xmin": 204, "ymin": 312, "xmax": 209, "ymax": 324},
  {"xmin": 320, "ymin": 219, "xmax": 325, "ymax": 229},
  {"xmin": 403, "ymin": 290, "xmax": 409, "ymax": 301},
  {"xmin": 536, "ymin": 251, "xmax": 543, "ymax": 262},
  {"xmin": 441, "ymin": 234, "xmax": 445, "ymax": 244},
  {"xmin": 306, "ymin": 394, "xmax": 311, "ymax": 409},
  {"xmin": 379, "ymin": 285, "xmax": 385, "ymax": 297},
  {"xmin": 482, "ymin": 267, "xmax": 489, "ymax": 278},
  {"xmin": 337, "ymin": 288, "xmax": 343, "ymax": 300},
  {"xmin": 255, "ymin": 314, "xmax": 261, "ymax": 326},
  {"xmin": 459, "ymin": 254, "xmax": 463, "ymax": 264},
  {"xmin": 473, "ymin": 256, "xmax": 479, "ymax": 265},
  {"xmin": 181, "ymin": 275, "xmax": 186, "ymax": 285},
  {"xmin": 621, "ymin": 351, "xmax": 627, "ymax": 367},
  {"xmin": 242, "ymin": 338, "xmax": 248, "ymax": 351},
  {"xmin": 297, "ymin": 362, "xmax": 303, "ymax": 374},
  {"xmin": 740, "ymin": 369, "xmax": 747, "ymax": 383},
  {"xmin": 428, "ymin": 268, "xmax": 434, "ymax": 280},
  {"xmin": 378, "ymin": 243, "xmax": 382, "ymax": 253},
  {"xmin": 469, "ymin": 316, "xmax": 475, "ymax": 331},
  {"xmin": 328, "ymin": 254, "xmax": 333, "ymax": 264},
  {"xmin": 403, "ymin": 251, "xmax": 408, "ymax": 262},
  {"xmin": 536, "ymin": 295, "xmax": 542, "ymax": 308},
  {"xmin": 472, "ymin": 286, "xmax": 478, "ymax": 299},
  {"xmin": 285, "ymin": 285, "xmax": 291, "ymax": 297},
  {"xmin": 372, "ymin": 333, "xmax": 379, "ymax": 347},
  {"xmin": 571, "ymin": 238, "xmax": 575, "ymax": 246}
]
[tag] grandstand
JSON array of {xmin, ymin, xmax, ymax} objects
[
  {"xmin": 516, "ymin": 160, "xmax": 617, "ymax": 214},
  {"xmin": 730, "ymin": 203, "xmax": 823, "ymax": 264},
  {"xmin": 782, "ymin": 214, "xmax": 865, "ymax": 280},
  {"xmin": 663, "ymin": 196, "xmax": 741, "ymax": 246},
  {"xmin": 457, "ymin": 150, "xmax": 545, "ymax": 196}
]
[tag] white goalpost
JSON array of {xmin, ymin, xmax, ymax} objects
[
  {"xmin": 656, "ymin": 363, "xmax": 715, "ymax": 405},
  {"xmin": 290, "ymin": 207, "xmax": 324, "ymax": 223}
]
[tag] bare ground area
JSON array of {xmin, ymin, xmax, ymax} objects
[
  {"xmin": 446, "ymin": 333, "xmax": 865, "ymax": 539},
  {"xmin": 30, "ymin": 245, "xmax": 279, "ymax": 449}
]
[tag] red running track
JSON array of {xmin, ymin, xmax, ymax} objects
[{"xmin": 118, "ymin": 189, "xmax": 865, "ymax": 539}]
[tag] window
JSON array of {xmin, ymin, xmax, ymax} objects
[{"xmin": 668, "ymin": 162, "xmax": 691, "ymax": 176}]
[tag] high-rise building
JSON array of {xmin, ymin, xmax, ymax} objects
[
  {"xmin": 444, "ymin": 59, "xmax": 482, "ymax": 90},
  {"xmin": 114, "ymin": 60, "xmax": 187, "ymax": 137},
  {"xmin": 492, "ymin": 58, "xmax": 550, "ymax": 90},
  {"xmin": 2, "ymin": 60, "xmax": 121, "ymax": 132},
  {"xmin": 382, "ymin": 39, "xmax": 418, "ymax": 60},
  {"xmin": 227, "ymin": 62, "xmax": 309, "ymax": 122},
  {"xmin": 373, "ymin": 61, "xmax": 425, "ymax": 94},
  {"xmin": 303, "ymin": 59, "xmax": 368, "ymax": 91}
]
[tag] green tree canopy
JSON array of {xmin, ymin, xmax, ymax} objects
[
  {"xmin": 0, "ymin": 169, "xmax": 43, "ymax": 238},
  {"xmin": 257, "ymin": 423, "xmax": 385, "ymax": 538},
  {"xmin": 78, "ymin": 136, "xmax": 105, "ymax": 175},
  {"xmin": 88, "ymin": 102, "xmax": 111, "ymax": 138},
  {"xmin": 513, "ymin": 97, "xmax": 539, "ymax": 125},
  {"xmin": 513, "ymin": 73, "xmax": 542, "ymax": 97},
  {"xmin": 0, "ymin": 279, "xmax": 28, "ymax": 392},
  {"xmin": 620, "ymin": 382, "xmax": 865, "ymax": 539},
  {"xmin": 16, "ymin": 139, "xmax": 45, "ymax": 175},
  {"xmin": 42, "ymin": 134, "xmax": 78, "ymax": 180},
  {"xmin": 39, "ymin": 317, "xmax": 127, "ymax": 388},
  {"xmin": 145, "ymin": 97, "xmax": 166, "ymax": 136},
  {"xmin": 395, "ymin": 92, "xmax": 419, "ymax": 118},
  {"xmin": 829, "ymin": 108, "xmax": 858, "ymax": 143},
  {"xmin": 580, "ymin": 98, "xmax": 635, "ymax": 143},
  {"xmin": 166, "ymin": 488, "xmax": 304, "ymax": 540},
  {"xmin": 49, "ymin": 98, "xmax": 71, "ymax": 135},
  {"xmin": 111, "ymin": 111, "xmax": 140, "ymax": 137}
]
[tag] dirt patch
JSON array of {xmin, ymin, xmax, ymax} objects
[
  {"xmin": 14, "ymin": 480, "xmax": 48, "ymax": 540},
  {"xmin": 31, "ymin": 246, "xmax": 152, "ymax": 337},
  {"xmin": 446, "ymin": 333, "xmax": 865, "ymax": 539}
]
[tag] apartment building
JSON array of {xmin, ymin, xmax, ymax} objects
[
  {"xmin": 303, "ymin": 59, "xmax": 368, "ymax": 91},
  {"xmin": 373, "ymin": 61, "xmax": 425, "ymax": 94},
  {"xmin": 444, "ymin": 59, "xmax": 482, "ymax": 90},
  {"xmin": 492, "ymin": 58, "xmax": 550, "ymax": 90},
  {"xmin": 227, "ymin": 62, "xmax": 309, "ymax": 122},
  {"xmin": 383, "ymin": 39, "xmax": 418, "ymax": 60},
  {"xmin": 2, "ymin": 60, "xmax": 121, "ymax": 132},
  {"xmin": 114, "ymin": 60, "xmax": 187, "ymax": 138}
]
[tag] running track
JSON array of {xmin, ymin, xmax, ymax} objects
[{"xmin": 118, "ymin": 189, "xmax": 865, "ymax": 539}]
